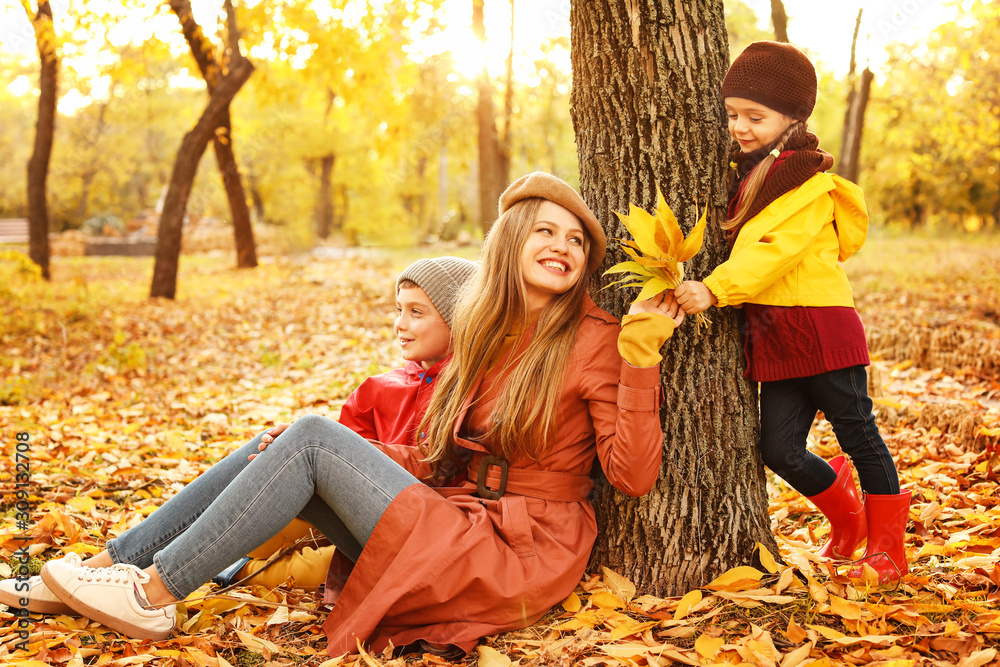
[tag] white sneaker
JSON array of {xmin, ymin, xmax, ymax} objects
[
  {"xmin": 0, "ymin": 574, "xmax": 75, "ymax": 615},
  {"xmin": 41, "ymin": 558, "xmax": 175, "ymax": 641}
]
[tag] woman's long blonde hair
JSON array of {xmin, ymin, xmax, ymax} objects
[
  {"xmin": 722, "ymin": 120, "xmax": 805, "ymax": 231},
  {"xmin": 419, "ymin": 197, "xmax": 592, "ymax": 473}
]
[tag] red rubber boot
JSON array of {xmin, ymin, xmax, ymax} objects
[
  {"xmin": 848, "ymin": 490, "xmax": 912, "ymax": 583},
  {"xmin": 806, "ymin": 456, "xmax": 867, "ymax": 559}
]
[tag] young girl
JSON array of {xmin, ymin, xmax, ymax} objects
[
  {"xmin": 6, "ymin": 173, "xmax": 683, "ymax": 655},
  {"xmin": 674, "ymin": 41, "xmax": 910, "ymax": 583}
]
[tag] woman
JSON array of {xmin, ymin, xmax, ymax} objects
[{"xmin": 21, "ymin": 173, "xmax": 683, "ymax": 656}]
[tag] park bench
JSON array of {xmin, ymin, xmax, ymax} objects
[{"xmin": 0, "ymin": 219, "xmax": 29, "ymax": 244}]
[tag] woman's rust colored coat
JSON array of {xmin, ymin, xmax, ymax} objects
[{"xmin": 322, "ymin": 296, "xmax": 664, "ymax": 655}]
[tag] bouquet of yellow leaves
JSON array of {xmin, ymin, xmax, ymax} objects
[{"xmin": 604, "ymin": 190, "xmax": 709, "ymax": 327}]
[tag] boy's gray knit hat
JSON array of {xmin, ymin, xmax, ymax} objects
[{"xmin": 396, "ymin": 256, "xmax": 477, "ymax": 326}]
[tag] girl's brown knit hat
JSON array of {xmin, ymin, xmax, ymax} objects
[{"xmin": 721, "ymin": 41, "xmax": 817, "ymax": 121}]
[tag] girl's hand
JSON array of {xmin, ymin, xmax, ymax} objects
[
  {"xmin": 674, "ymin": 281, "xmax": 717, "ymax": 314},
  {"xmin": 628, "ymin": 290, "xmax": 685, "ymax": 327},
  {"xmin": 248, "ymin": 422, "xmax": 291, "ymax": 461}
]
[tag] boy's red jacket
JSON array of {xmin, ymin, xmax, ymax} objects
[{"xmin": 337, "ymin": 358, "xmax": 447, "ymax": 446}]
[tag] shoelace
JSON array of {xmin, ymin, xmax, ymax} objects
[{"xmin": 76, "ymin": 563, "xmax": 149, "ymax": 585}]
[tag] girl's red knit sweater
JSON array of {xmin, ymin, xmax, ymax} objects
[{"xmin": 730, "ymin": 150, "xmax": 870, "ymax": 383}]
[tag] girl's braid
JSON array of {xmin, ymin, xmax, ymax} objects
[{"xmin": 723, "ymin": 121, "xmax": 807, "ymax": 232}]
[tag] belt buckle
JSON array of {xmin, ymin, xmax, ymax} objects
[{"xmin": 476, "ymin": 454, "xmax": 508, "ymax": 500}]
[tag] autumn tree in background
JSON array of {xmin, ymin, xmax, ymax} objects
[
  {"xmin": 862, "ymin": 0, "xmax": 999, "ymax": 229},
  {"xmin": 769, "ymin": 0, "xmax": 789, "ymax": 42},
  {"xmin": 170, "ymin": 0, "xmax": 257, "ymax": 268},
  {"xmin": 571, "ymin": 0, "xmax": 777, "ymax": 595},
  {"xmin": 2, "ymin": 0, "xmax": 991, "ymax": 259},
  {"xmin": 313, "ymin": 88, "xmax": 338, "ymax": 240},
  {"xmin": 22, "ymin": 0, "xmax": 57, "ymax": 280},
  {"xmin": 724, "ymin": 0, "xmax": 770, "ymax": 54},
  {"xmin": 472, "ymin": 0, "xmax": 512, "ymax": 232},
  {"xmin": 150, "ymin": 1, "xmax": 254, "ymax": 299},
  {"xmin": 836, "ymin": 9, "xmax": 872, "ymax": 184}
]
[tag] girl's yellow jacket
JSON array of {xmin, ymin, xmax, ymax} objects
[{"xmin": 704, "ymin": 173, "xmax": 869, "ymax": 308}]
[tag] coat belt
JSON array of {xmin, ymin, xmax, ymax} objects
[{"xmin": 467, "ymin": 452, "xmax": 594, "ymax": 502}]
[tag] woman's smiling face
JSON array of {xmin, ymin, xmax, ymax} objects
[{"xmin": 519, "ymin": 201, "xmax": 587, "ymax": 312}]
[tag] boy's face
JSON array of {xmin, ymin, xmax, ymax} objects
[{"xmin": 395, "ymin": 286, "xmax": 451, "ymax": 371}]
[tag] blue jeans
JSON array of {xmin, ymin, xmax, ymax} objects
[
  {"xmin": 759, "ymin": 365, "xmax": 900, "ymax": 497},
  {"xmin": 106, "ymin": 414, "xmax": 418, "ymax": 599}
]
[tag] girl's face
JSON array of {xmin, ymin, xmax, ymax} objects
[
  {"xmin": 725, "ymin": 97, "xmax": 795, "ymax": 153},
  {"xmin": 395, "ymin": 286, "xmax": 452, "ymax": 370},
  {"xmin": 519, "ymin": 201, "xmax": 587, "ymax": 313}
]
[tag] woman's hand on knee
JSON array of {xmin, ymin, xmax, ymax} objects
[{"xmin": 248, "ymin": 422, "xmax": 291, "ymax": 461}]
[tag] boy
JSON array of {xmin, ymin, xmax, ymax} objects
[
  {"xmin": 0, "ymin": 257, "xmax": 476, "ymax": 612},
  {"xmin": 338, "ymin": 256, "xmax": 474, "ymax": 445},
  {"xmin": 225, "ymin": 256, "xmax": 476, "ymax": 589}
]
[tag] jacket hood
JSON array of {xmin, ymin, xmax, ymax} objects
[{"xmin": 829, "ymin": 174, "xmax": 869, "ymax": 262}]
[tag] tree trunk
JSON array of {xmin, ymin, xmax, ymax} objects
[
  {"xmin": 436, "ymin": 122, "xmax": 449, "ymax": 239},
  {"xmin": 499, "ymin": 0, "xmax": 514, "ymax": 184},
  {"xmin": 571, "ymin": 0, "xmax": 777, "ymax": 596},
  {"xmin": 150, "ymin": 58, "xmax": 254, "ymax": 299},
  {"xmin": 25, "ymin": 0, "xmax": 57, "ymax": 280},
  {"xmin": 169, "ymin": 0, "xmax": 257, "ymax": 268},
  {"xmin": 837, "ymin": 67, "xmax": 873, "ymax": 184},
  {"xmin": 335, "ymin": 185, "xmax": 351, "ymax": 243},
  {"xmin": 770, "ymin": 0, "xmax": 789, "ymax": 42},
  {"xmin": 213, "ymin": 109, "xmax": 257, "ymax": 267},
  {"xmin": 247, "ymin": 169, "xmax": 266, "ymax": 223},
  {"xmin": 473, "ymin": 0, "xmax": 506, "ymax": 233},
  {"xmin": 315, "ymin": 154, "xmax": 335, "ymax": 239},
  {"xmin": 837, "ymin": 10, "xmax": 868, "ymax": 184}
]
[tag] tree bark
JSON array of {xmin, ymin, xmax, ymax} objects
[
  {"xmin": 169, "ymin": 0, "xmax": 257, "ymax": 268},
  {"xmin": 473, "ymin": 0, "xmax": 506, "ymax": 233},
  {"xmin": 770, "ymin": 0, "xmax": 789, "ymax": 42},
  {"xmin": 25, "ymin": 0, "xmax": 57, "ymax": 280},
  {"xmin": 571, "ymin": 0, "xmax": 777, "ymax": 596},
  {"xmin": 150, "ymin": 57, "xmax": 254, "ymax": 299}
]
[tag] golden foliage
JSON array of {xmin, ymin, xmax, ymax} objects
[{"xmin": 605, "ymin": 191, "xmax": 709, "ymax": 326}]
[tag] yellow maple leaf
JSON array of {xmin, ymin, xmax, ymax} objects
[{"xmin": 605, "ymin": 192, "xmax": 709, "ymax": 327}]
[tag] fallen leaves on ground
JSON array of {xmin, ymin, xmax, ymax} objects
[{"xmin": 2, "ymin": 236, "xmax": 999, "ymax": 666}]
